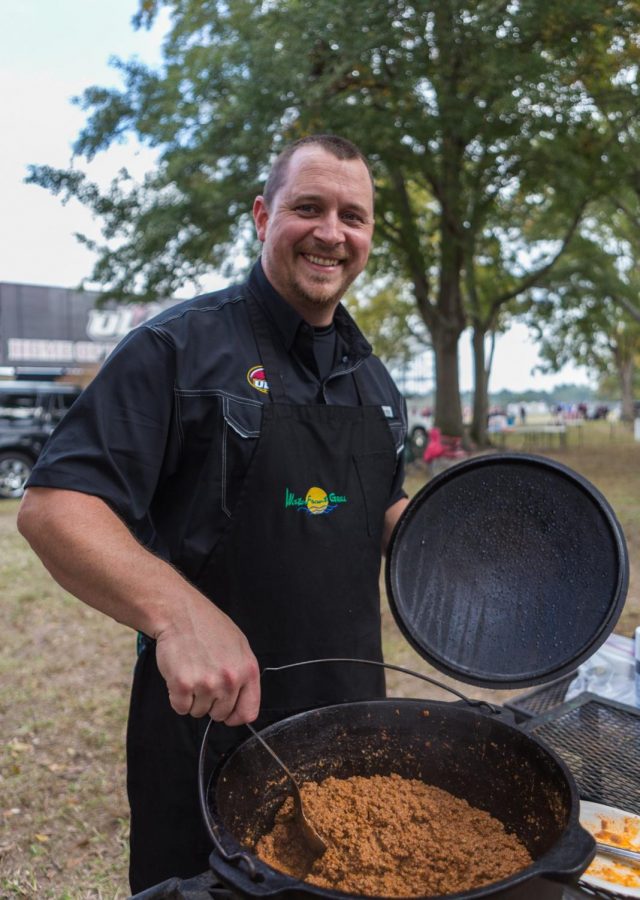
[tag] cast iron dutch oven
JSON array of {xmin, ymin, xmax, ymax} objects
[{"xmin": 199, "ymin": 453, "xmax": 629, "ymax": 899}]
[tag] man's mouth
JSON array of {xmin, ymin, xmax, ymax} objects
[{"xmin": 302, "ymin": 253, "xmax": 343, "ymax": 267}]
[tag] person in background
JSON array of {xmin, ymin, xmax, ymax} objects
[{"xmin": 17, "ymin": 134, "xmax": 409, "ymax": 893}]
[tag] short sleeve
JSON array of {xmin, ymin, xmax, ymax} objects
[{"xmin": 26, "ymin": 326, "xmax": 177, "ymax": 531}]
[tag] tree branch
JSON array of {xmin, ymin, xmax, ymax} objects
[
  {"xmin": 490, "ymin": 200, "xmax": 587, "ymax": 314},
  {"xmin": 615, "ymin": 294, "xmax": 640, "ymax": 325}
]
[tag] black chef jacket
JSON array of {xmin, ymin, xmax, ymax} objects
[{"xmin": 27, "ymin": 260, "xmax": 407, "ymax": 578}]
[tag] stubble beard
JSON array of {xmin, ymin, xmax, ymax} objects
[
  {"xmin": 288, "ymin": 269, "xmax": 355, "ymax": 312},
  {"xmin": 262, "ymin": 246, "xmax": 360, "ymax": 314}
]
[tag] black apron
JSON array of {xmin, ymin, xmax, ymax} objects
[{"xmin": 126, "ymin": 294, "xmax": 398, "ymax": 892}]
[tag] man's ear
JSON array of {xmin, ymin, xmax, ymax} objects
[{"xmin": 253, "ymin": 196, "xmax": 269, "ymax": 242}]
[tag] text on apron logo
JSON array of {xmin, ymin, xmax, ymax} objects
[
  {"xmin": 247, "ymin": 365, "xmax": 269, "ymax": 393},
  {"xmin": 284, "ymin": 486, "xmax": 348, "ymax": 516}
]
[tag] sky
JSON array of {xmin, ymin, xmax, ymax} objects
[{"xmin": 0, "ymin": 1, "xmax": 593, "ymax": 394}]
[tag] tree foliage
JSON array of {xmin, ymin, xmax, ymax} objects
[
  {"xmin": 27, "ymin": 0, "xmax": 640, "ymax": 433},
  {"xmin": 344, "ymin": 277, "xmax": 431, "ymax": 370},
  {"xmin": 526, "ymin": 212, "xmax": 640, "ymax": 420}
]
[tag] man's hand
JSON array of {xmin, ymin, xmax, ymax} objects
[
  {"xmin": 155, "ymin": 600, "xmax": 261, "ymax": 725},
  {"xmin": 18, "ymin": 487, "xmax": 261, "ymax": 725}
]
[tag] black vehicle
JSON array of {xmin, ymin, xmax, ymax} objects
[{"xmin": 0, "ymin": 381, "xmax": 82, "ymax": 499}]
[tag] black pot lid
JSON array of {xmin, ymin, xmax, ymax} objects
[{"xmin": 385, "ymin": 453, "xmax": 629, "ymax": 688}]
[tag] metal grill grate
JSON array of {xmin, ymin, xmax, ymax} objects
[
  {"xmin": 524, "ymin": 692, "xmax": 640, "ymax": 815},
  {"xmin": 505, "ymin": 673, "xmax": 577, "ymax": 720}
]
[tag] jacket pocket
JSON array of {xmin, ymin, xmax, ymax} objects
[{"xmin": 221, "ymin": 395, "xmax": 263, "ymax": 516}]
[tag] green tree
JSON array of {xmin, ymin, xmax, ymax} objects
[
  {"xmin": 345, "ymin": 277, "xmax": 431, "ymax": 371},
  {"xmin": 28, "ymin": 0, "xmax": 640, "ymax": 435},
  {"xmin": 465, "ymin": 177, "xmax": 586, "ymax": 444},
  {"xmin": 526, "ymin": 228, "xmax": 640, "ymax": 421},
  {"xmin": 607, "ymin": 190, "xmax": 640, "ymax": 325}
]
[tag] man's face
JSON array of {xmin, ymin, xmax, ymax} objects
[{"xmin": 253, "ymin": 145, "xmax": 374, "ymax": 323}]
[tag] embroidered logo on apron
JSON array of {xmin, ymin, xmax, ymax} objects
[
  {"xmin": 246, "ymin": 365, "xmax": 269, "ymax": 394},
  {"xmin": 284, "ymin": 486, "xmax": 348, "ymax": 516}
]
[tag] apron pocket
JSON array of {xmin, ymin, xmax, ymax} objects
[
  {"xmin": 388, "ymin": 419, "xmax": 406, "ymax": 455},
  {"xmin": 353, "ymin": 450, "xmax": 396, "ymax": 540}
]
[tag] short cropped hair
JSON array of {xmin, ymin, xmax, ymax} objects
[{"xmin": 262, "ymin": 134, "xmax": 374, "ymax": 208}]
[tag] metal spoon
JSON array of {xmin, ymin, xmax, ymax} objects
[
  {"xmin": 245, "ymin": 723, "xmax": 327, "ymax": 857},
  {"xmin": 595, "ymin": 841, "xmax": 640, "ymax": 864}
]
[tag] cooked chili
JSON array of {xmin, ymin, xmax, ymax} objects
[{"xmin": 252, "ymin": 773, "xmax": 532, "ymax": 896}]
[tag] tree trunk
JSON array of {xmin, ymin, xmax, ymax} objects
[
  {"xmin": 430, "ymin": 190, "xmax": 466, "ymax": 437},
  {"xmin": 470, "ymin": 326, "xmax": 489, "ymax": 446},
  {"xmin": 432, "ymin": 325, "xmax": 464, "ymax": 436},
  {"xmin": 619, "ymin": 357, "xmax": 635, "ymax": 422},
  {"xmin": 413, "ymin": 260, "xmax": 466, "ymax": 437}
]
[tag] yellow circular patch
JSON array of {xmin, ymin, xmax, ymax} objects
[
  {"xmin": 305, "ymin": 486, "xmax": 328, "ymax": 515},
  {"xmin": 246, "ymin": 365, "xmax": 269, "ymax": 394}
]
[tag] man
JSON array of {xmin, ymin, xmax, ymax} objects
[{"xmin": 18, "ymin": 134, "xmax": 409, "ymax": 892}]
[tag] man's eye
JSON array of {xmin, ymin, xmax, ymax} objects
[
  {"xmin": 342, "ymin": 212, "xmax": 365, "ymax": 223},
  {"xmin": 296, "ymin": 205, "xmax": 318, "ymax": 214}
]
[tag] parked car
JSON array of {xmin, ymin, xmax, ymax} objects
[
  {"xmin": 0, "ymin": 381, "xmax": 82, "ymax": 499},
  {"xmin": 406, "ymin": 402, "xmax": 434, "ymax": 457}
]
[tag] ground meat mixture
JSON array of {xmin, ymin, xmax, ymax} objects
[{"xmin": 252, "ymin": 773, "xmax": 532, "ymax": 896}]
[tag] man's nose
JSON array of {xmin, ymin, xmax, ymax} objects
[{"xmin": 313, "ymin": 212, "xmax": 344, "ymax": 245}]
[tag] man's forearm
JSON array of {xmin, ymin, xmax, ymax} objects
[
  {"xmin": 17, "ymin": 487, "xmax": 261, "ymax": 724},
  {"xmin": 17, "ymin": 487, "xmax": 197, "ymax": 638},
  {"xmin": 382, "ymin": 496, "xmax": 409, "ymax": 555}
]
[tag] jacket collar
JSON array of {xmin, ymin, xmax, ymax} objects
[{"xmin": 249, "ymin": 259, "xmax": 372, "ymax": 363}]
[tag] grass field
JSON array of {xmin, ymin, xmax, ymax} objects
[{"xmin": 1, "ymin": 421, "xmax": 638, "ymax": 899}]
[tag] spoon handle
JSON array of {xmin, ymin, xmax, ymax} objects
[
  {"xmin": 595, "ymin": 841, "xmax": 640, "ymax": 864},
  {"xmin": 245, "ymin": 722, "xmax": 297, "ymax": 784},
  {"xmin": 245, "ymin": 722, "xmax": 327, "ymax": 855}
]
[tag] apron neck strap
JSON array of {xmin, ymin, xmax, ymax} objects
[
  {"xmin": 246, "ymin": 289, "xmax": 288, "ymax": 403},
  {"xmin": 352, "ymin": 366, "xmax": 371, "ymax": 405}
]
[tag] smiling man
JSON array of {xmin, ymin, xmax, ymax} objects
[
  {"xmin": 17, "ymin": 134, "xmax": 408, "ymax": 893},
  {"xmin": 254, "ymin": 140, "xmax": 375, "ymax": 320}
]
